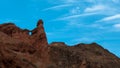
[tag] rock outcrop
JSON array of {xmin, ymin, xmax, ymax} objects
[
  {"xmin": 49, "ymin": 42, "xmax": 120, "ymax": 68},
  {"xmin": 0, "ymin": 20, "xmax": 49, "ymax": 68},
  {"xmin": 0, "ymin": 20, "xmax": 120, "ymax": 68}
]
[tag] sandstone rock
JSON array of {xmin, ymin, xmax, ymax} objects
[
  {"xmin": 49, "ymin": 42, "xmax": 120, "ymax": 68},
  {"xmin": 0, "ymin": 20, "xmax": 49, "ymax": 68},
  {"xmin": 0, "ymin": 20, "xmax": 120, "ymax": 68},
  {"xmin": 30, "ymin": 20, "xmax": 49, "ymax": 65},
  {"xmin": 50, "ymin": 42, "xmax": 67, "ymax": 47}
]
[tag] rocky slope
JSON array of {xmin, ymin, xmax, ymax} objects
[
  {"xmin": 49, "ymin": 42, "xmax": 120, "ymax": 68},
  {"xmin": 0, "ymin": 20, "xmax": 120, "ymax": 68}
]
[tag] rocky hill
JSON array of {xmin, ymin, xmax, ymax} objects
[
  {"xmin": 0, "ymin": 20, "xmax": 120, "ymax": 68},
  {"xmin": 49, "ymin": 42, "xmax": 120, "ymax": 68}
]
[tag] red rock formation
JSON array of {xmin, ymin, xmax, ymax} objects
[
  {"xmin": 49, "ymin": 42, "xmax": 120, "ymax": 68},
  {"xmin": 0, "ymin": 20, "xmax": 49, "ymax": 68},
  {"xmin": 30, "ymin": 20, "xmax": 49, "ymax": 66},
  {"xmin": 0, "ymin": 20, "xmax": 120, "ymax": 68},
  {"xmin": 0, "ymin": 23, "xmax": 30, "ymax": 44},
  {"xmin": 31, "ymin": 20, "xmax": 48, "ymax": 48}
]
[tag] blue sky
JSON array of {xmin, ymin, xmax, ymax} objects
[{"xmin": 0, "ymin": 0, "xmax": 120, "ymax": 57}]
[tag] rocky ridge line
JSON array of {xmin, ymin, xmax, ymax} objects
[{"xmin": 0, "ymin": 20, "xmax": 120, "ymax": 68}]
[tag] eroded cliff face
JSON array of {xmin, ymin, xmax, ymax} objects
[
  {"xmin": 0, "ymin": 20, "xmax": 120, "ymax": 68},
  {"xmin": 0, "ymin": 20, "xmax": 49, "ymax": 68}
]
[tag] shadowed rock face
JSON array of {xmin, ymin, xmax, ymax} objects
[
  {"xmin": 49, "ymin": 42, "xmax": 120, "ymax": 68},
  {"xmin": 0, "ymin": 20, "xmax": 120, "ymax": 68}
]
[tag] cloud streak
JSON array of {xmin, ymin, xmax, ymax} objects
[
  {"xmin": 42, "ymin": 4, "xmax": 72, "ymax": 11},
  {"xmin": 114, "ymin": 23, "xmax": 120, "ymax": 28},
  {"xmin": 98, "ymin": 14, "xmax": 120, "ymax": 22},
  {"xmin": 55, "ymin": 12, "xmax": 98, "ymax": 21},
  {"xmin": 84, "ymin": 5, "xmax": 106, "ymax": 13},
  {"xmin": 71, "ymin": 37, "xmax": 96, "ymax": 44}
]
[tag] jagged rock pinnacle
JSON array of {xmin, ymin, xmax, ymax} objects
[{"xmin": 37, "ymin": 19, "xmax": 43, "ymax": 27}]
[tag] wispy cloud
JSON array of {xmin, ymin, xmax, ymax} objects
[
  {"xmin": 54, "ymin": 12, "xmax": 98, "ymax": 21},
  {"xmin": 109, "ymin": 23, "xmax": 120, "ymax": 32},
  {"xmin": 71, "ymin": 37, "xmax": 96, "ymax": 44},
  {"xmin": 98, "ymin": 14, "xmax": 120, "ymax": 22},
  {"xmin": 70, "ymin": 7, "xmax": 81, "ymax": 14},
  {"xmin": 42, "ymin": 4, "xmax": 71, "ymax": 11},
  {"xmin": 84, "ymin": 5, "xmax": 106, "ymax": 13},
  {"xmin": 67, "ymin": 21, "xmax": 104, "ymax": 29},
  {"xmin": 84, "ymin": 1, "xmax": 120, "ymax": 15},
  {"xmin": 113, "ymin": 23, "xmax": 120, "ymax": 28}
]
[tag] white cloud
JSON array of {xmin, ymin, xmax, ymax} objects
[
  {"xmin": 55, "ymin": 12, "xmax": 98, "ymax": 20},
  {"xmin": 42, "ymin": 4, "xmax": 71, "ymax": 11},
  {"xmin": 87, "ymin": 24, "xmax": 105, "ymax": 29},
  {"xmin": 70, "ymin": 7, "xmax": 81, "ymax": 14},
  {"xmin": 98, "ymin": 14, "xmax": 120, "ymax": 22},
  {"xmin": 114, "ymin": 23, "xmax": 120, "ymax": 28},
  {"xmin": 110, "ymin": 23, "xmax": 120, "ymax": 32},
  {"xmin": 84, "ymin": 5, "xmax": 106, "ymax": 13},
  {"xmin": 68, "ymin": 21, "xmax": 104, "ymax": 29}
]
